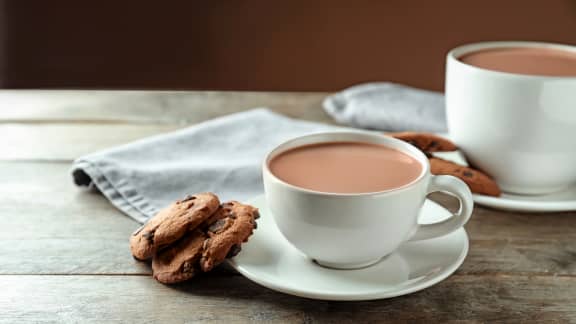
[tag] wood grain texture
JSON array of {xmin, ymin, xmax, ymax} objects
[
  {"xmin": 0, "ymin": 124, "xmax": 181, "ymax": 161},
  {"xmin": 0, "ymin": 91, "xmax": 334, "ymax": 161},
  {"xmin": 0, "ymin": 90, "xmax": 332, "ymax": 124},
  {"xmin": 0, "ymin": 91, "xmax": 575, "ymax": 322},
  {"xmin": 1, "ymin": 162, "xmax": 575, "ymax": 276},
  {"xmin": 0, "ymin": 275, "xmax": 575, "ymax": 323},
  {"xmin": 0, "ymin": 162, "xmax": 147, "ymax": 274}
]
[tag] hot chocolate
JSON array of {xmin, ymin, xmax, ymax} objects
[
  {"xmin": 459, "ymin": 47, "xmax": 576, "ymax": 76},
  {"xmin": 268, "ymin": 141, "xmax": 422, "ymax": 194}
]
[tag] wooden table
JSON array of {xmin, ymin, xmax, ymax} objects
[{"xmin": 1, "ymin": 91, "xmax": 575, "ymax": 323}]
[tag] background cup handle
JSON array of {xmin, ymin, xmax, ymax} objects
[{"xmin": 409, "ymin": 175, "xmax": 474, "ymax": 241}]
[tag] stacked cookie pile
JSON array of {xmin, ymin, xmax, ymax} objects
[
  {"xmin": 390, "ymin": 132, "xmax": 501, "ymax": 196},
  {"xmin": 130, "ymin": 193, "xmax": 258, "ymax": 284}
]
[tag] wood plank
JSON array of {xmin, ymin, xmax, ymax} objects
[
  {"xmin": 1, "ymin": 90, "xmax": 573, "ymax": 321},
  {"xmin": 0, "ymin": 124, "xmax": 181, "ymax": 161},
  {"xmin": 467, "ymin": 239, "xmax": 576, "ymax": 275},
  {"xmin": 0, "ymin": 162, "xmax": 145, "ymax": 274},
  {"xmin": 0, "ymin": 275, "xmax": 574, "ymax": 322},
  {"xmin": 1, "ymin": 162, "xmax": 575, "ymax": 276},
  {"xmin": 467, "ymin": 207, "xmax": 576, "ymax": 241},
  {"xmin": 427, "ymin": 193, "xmax": 576, "ymax": 276},
  {"xmin": 0, "ymin": 91, "xmax": 336, "ymax": 161},
  {"xmin": 0, "ymin": 90, "xmax": 333, "ymax": 124}
]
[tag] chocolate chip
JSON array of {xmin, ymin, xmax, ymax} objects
[
  {"xmin": 430, "ymin": 140, "xmax": 438, "ymax": 148},
  {"xmin": 223, "ymin": 207, "xmax": 232, "ymax": 213},
  {"xmin": 253, "ymin": 210, "xmax": 260, "ymax": 219},
  {"xmin": 226, "ymin": 244, "xmax": 242, "ymax": 258},
  {"xmin": 228, "ymin": 212, "xmax": 237, "ymax": 219},
  {"xmin": 208, "ymin": 219, "xmax": 227, "ymax": 233},
  {"xmin": 143, "ymin": 231, "xmax": 155, "ymax": 244},
  {"xmin": 252, "ymin": 220, "xmax": 258, "ymax": 229},
  {"xmin": 463, "ymin": 171, "xmax": 474, "ymax": 178},
  {"xmin": 182, "ymin": 261, "xmax": 195, "ymax": 274}
]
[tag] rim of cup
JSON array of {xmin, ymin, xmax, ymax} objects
[
  {"xmin": 447, "ymin": 41, "xmax": 576, "ymax": 80},
  {"xmin": 262, "ymin": 131, "xmax": 431, "ymax": 197}
]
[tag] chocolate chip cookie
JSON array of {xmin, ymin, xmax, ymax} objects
[
  {"xmin": 130, "ymin": 192, "xmax": 220, "ymax": 261},
  {"xmin": 389, "ymin": 132, "xmax": 457, "ymax": 152},
  {"xmin": 150, "ymin": 201, "xmax": 259, "ymax": 284},
  {"xmin": 200, "ymin": 201, "xmax": 259, "ymax": 272},
  {"xmin": 430, "ymin": 157, "xmax": 501, "ymax": 196},
  {"xmin": 389, "ymin": 132, "xmax": 501, "ymax": 196},
  {"xmin": 152, "ymin": 229, "xmax": 207, "ymax": 284}
]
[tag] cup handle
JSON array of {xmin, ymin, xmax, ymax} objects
[{"xmin": 409, "ymin": 175, "xmax": 474, "ymax": 241}]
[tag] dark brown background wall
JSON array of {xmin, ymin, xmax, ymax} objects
[{"xmin": 2, "ymin": 0, "xmax": 576, "ymax": 91}]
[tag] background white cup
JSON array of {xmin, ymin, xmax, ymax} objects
[
  {"xmin": 262, "ymin": 132, "xmax": 473, "ymax": 269},
  {"xmin": 446, "ymin": 41, "xmax": 576, "ymax": 195}
]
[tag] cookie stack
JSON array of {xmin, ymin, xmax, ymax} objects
[
  {"xmin": 390, "ymin": 132, "xmax": 501, "ymax": 196},
  {"xmin": 130, "ymin": 193, "xmax": 259, "ymax": 284}
]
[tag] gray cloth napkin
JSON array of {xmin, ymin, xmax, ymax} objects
[
  {"xmin": 73, "ymin": 84, "xmax": 444, "ymax": 223},
  {"xmin": 323, "ymin": 82, "xmax": 446, "ymax": 132},
  {"xmin": 72, "ymin": 109, "xmax": 339, "ymax": 223}
]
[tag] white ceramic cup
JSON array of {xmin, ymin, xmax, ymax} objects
[
  {"xmin": 262, "ymin": 132, "xmax": 473, "ymax": 269},
  {"xmin": 446, "ymin": 41, "xmax": 576, "ymax": 195}
]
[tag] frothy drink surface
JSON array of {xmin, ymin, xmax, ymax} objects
[
  {"xmin": 459, "ymin": 47, "xmax": 576, "ymax": 76},
  {"xmin": 269, "ymin": 142, "xmax": 422, "ymax": 194}
]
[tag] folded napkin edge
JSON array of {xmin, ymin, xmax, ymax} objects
[{"xmin": 72, "ymin": 160, "xmax": 153, "ymax": 224}]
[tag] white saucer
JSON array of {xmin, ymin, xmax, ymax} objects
[
  {"xmin": 228, "ymin": 195, "xmax": 469, "ymax": 301},
  {"xmin": 473, "ymin": 184, "xmax": 576, "ymax": 213}
]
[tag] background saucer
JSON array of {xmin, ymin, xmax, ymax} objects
[
  {"xmin": 229, "ymin": 195, "xmax": 469, "ymax": 301},
  {"xmin": 473, "ymin": 185, "xmax": 576, "ymax": 212}
]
